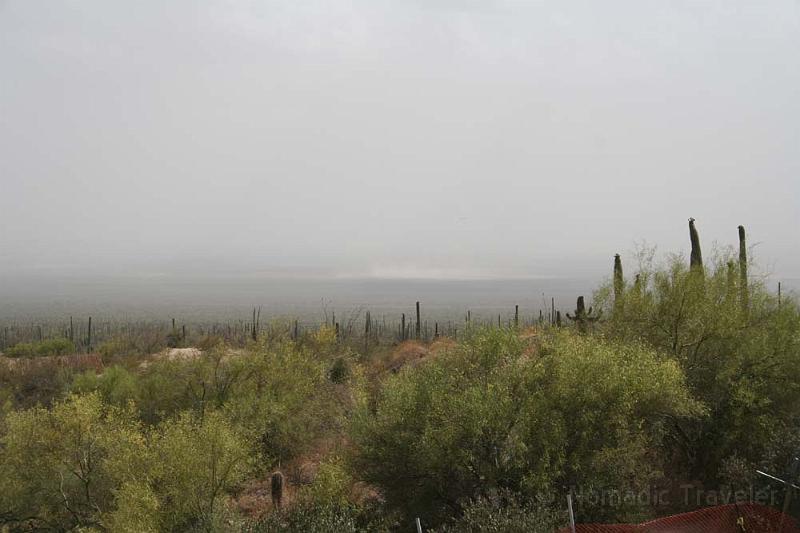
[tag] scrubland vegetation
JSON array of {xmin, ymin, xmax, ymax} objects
[{"xmin": 0, "ymin": 223, "xmax": 798, "ymax": 531}]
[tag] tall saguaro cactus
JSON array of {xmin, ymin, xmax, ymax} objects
[
  {"xmin": 415, "ymin": 301, "xmax": 421, "ymax": 340},
  {"xmin": 738, "ymin": 225, "xmax": 749, "ymax": 315},
  {"xmin": 613, "ymin": 254, "xmax": 624, "ymax": 310},
  {"xmin": 689, "ymin": 218, "xmax": 703, "ymax": 274}
]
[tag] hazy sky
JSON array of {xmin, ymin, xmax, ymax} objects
[{"xmin": 2, "ymin": 1, "xmax": 799, "ymax": 280}]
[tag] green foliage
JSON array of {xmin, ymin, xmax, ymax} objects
[
  {"xmin": 133, "ymin": 346, "xmax": 249, "ymax": 425},
  {"xmin": 0, "ymin": 393, "xmax": 148, "ymax": 530},
  {"xmin": 434, "ymin": 490, "xmax": 564, "ymax": 533},
  {"xmin": 245, "ymin": 501, "xmax": 385, "ymax": 533},
  {"xmin": 329, "ymin": 356, "xmax": 351, "ymax": 384},
  {"xmin": 246, "ymin": 503, "xmax": 357, "ymax": 533},
  {"xmin": 70, "ymin": 338, "xmax": 349, "ymax": 468},
  {"xmin": 72, "ymin": 365, "xmax": 140, "ymax": 407},
  {"xmin": 151, "ymin": 411, "xmax": 253, "ymax": 531},
  {"xmin": 594, "ymin": 252, "xmax": 800, "ymax": 484},
  {"xmin": 0, "ymin": 393, "xmax": 252, "ymax": 531},
  {"xmin": 300, "ymin": 457, "xmax": 353, "ymax": 507},
  {"xmin": 97, "ymin": 335, "xmax": 147, "ymax": 361},
  {"xmin": 224, "ymin": 341, "xmax": 344, "ymax": 465},
  {"xmin": 350, "ymin": 328, "xmax": 700, "ymax": 525},
  {"xmin": 6, "ymin": 337, "xmax": 76, "ymax": 357},
  {"xmin": 104, "ymin": 482, "xmax": 160, "ymax": 533}
]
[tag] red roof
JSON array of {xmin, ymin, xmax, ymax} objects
[{"xmin": 562, "ymin": 503, "xmax": 799, "ymax": 532}]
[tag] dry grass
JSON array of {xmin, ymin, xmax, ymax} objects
[
  {"xmin": 0, "ymin": 353, "xmax": 104, "ymax": 373},
  {"xmin": 381, "ymin": 340, "xmax": 430, "ymax": 374}
]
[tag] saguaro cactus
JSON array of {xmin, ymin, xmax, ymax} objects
[
  {"xmin": 689, "ymin": 218, "xmax": 703, "ymax": 274},
  {"xmin": 415, "ymin": 301, "xmax": 421, "ymax": 340},
  {"xmin": 567, "ymin": 296, "xmax": 600, "ymax": 332},
  {"xmin": 364, "ymin": 311, "xmax": 371, "ymax": 353},
  {"xmin": 738, "ymin": 225, "xmax": 749, "ymax": 315},
  {"xmin": 271, "ymin": 470, "xmax": 284, "ymax": 508},
  {"xmin": 613, "ymin": 254, "xmax": 624, "ymax": 310}
]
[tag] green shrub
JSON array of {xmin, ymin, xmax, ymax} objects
[
  {"xmin": 103, "ymin": 481, "xmax": 160, "ymax": 533},
  {"xmin": 97, "ymin": 336, "xmax": 144, "ymax": 361},
  {"xmin": 300, "ymin": 456, "xmax": 353, "ymax": 507},
  {"xmin": 329, "ymin": 356, "xmax": 351, "ymax": 384},
  {"xmin": 151, "ymin": 410, "xmax": 253, "ymax": 531},
  {"xmin": 224, "ymin": 341, "xmax": 345, "ymax": 465},
  {"xmin": 0, "ymin": 393, "xmax": 253, "ymax": 532},
  {"xmin": 434, "ymin": 490, "xmax": 564, "ymax": 533},
  {"xmin": 350, "ymin": 328, "xmax": 701, "ymax": 526},
  {"xmin": 71, "ymin": 365, "xmax": 140, "ymax": 407},
  {"xmin": 245, "ymin": 501, "xmax": 384, "ymax": 533},
  {"xmin": 6, "ymin": 337, "xmax": 75, "ymax": 357},
  {"xmin": 0, "ymin": 393, "xmax": 149, "ymax": 530},
  {"xmin": 594, "ymin": 252, "xmax": 800, "ymax": 485}
]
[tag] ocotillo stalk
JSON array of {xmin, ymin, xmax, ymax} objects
[
  {"xmin": 613, "ymin": 254, "xmax": 624, "ymax": 309},
  {"xmin": 689, "ymin": 218, "xmax": 703, "ymax": 274},
  {"xmin": 738, "ymin": 225, "xmax": 749, "ymax": 315},
  {"xmin": 415, "ymin": 301, "xmax": 421, "ymax": 340}
]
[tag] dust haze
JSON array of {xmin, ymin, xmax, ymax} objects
[{"xmin": 2, "ymin": 1, "xmax": 798, "ymax": 292}]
